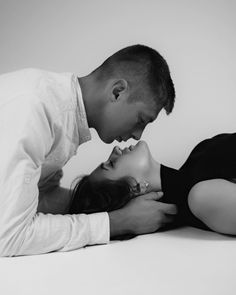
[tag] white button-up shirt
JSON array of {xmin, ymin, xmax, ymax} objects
[{"xmin": 0, "ymin": 68, "xmax": 110, "ymax": 256}]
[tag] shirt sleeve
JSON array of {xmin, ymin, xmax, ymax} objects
[
  {"xmin": 0, "ymin": 94, "xmax": 110, "ymax": 257},
  {"xmin": 179, "ymin": 133, "xmax": 236, "ymax": 183}
]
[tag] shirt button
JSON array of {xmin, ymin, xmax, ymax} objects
[{"xmin": 24, "ymin": 176, "xmax": 31, "ymax": 184}]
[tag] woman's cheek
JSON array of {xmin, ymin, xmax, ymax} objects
[{"xmin": 130, "ymin": 159, "xmax": 150, "ymax": 178}]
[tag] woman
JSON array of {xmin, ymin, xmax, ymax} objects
[{"xmin": 69, "ymin": 133, "xmax": 236, "ymax": 235}]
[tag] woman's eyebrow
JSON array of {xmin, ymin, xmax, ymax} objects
[{"xmin": 100, "ymin": 163, "xmax": 108, "ymax": 171}]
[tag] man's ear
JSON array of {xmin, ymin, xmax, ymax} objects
[{"xmin": 111, "ymin": 79, "xmax": 128, "ymax": 102}]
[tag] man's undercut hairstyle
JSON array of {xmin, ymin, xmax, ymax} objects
[
  {"xmin": 93, "ymin": 44, "xmax": 175, "ymax": 114},
  {"xmin": 69, "ymin": 175, "xmax": 136, "ymax": 214}
]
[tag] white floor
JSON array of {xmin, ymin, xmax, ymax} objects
[{"xmin": 1, "ymin": 226, "xmax": 236, "ymax": 295}]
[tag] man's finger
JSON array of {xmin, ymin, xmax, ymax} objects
[
  {"xmin": 163, "ymin": 215, "xmax": 175, "ymax": 224},
  {"xmin": 143, "ymin": 191, "xmax": 163, "ymax": 201},
  {"xmin": 156, "ymin": 191, "xmax": 164, "ymax": 198},
  {"xmin": 161, "ymin": 203, "xmax": 178, "ymax": 215}
]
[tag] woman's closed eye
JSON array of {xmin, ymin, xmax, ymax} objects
[
  {"xmin": 109, "ymin": 160, "xmax": 114, "ymax": 168},
  {"xmin": 100, "ymin": 160, "xmax": 115, "ymax": 170}
]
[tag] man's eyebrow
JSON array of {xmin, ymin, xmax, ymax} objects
[
  {"xmin": 144, "ymin": 116, "xmax": 154, "ymax": 123},
  {"xmin": 149, "ymin": 113, "xmax": 157, "ymax": 123},
  {"xmin": 141, "ymin": 112, "xmax": 155, "ymax": 124}
]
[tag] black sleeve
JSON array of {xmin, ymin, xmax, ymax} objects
[{"xmin": 179, "ymin": 133, "xmax": 236, "ymax": 186}]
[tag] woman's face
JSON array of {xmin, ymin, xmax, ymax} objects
[{"xmin": 90, "ymin": 141, "xmax": 154, "ymax": 185}]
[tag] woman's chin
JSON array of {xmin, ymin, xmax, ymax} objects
[
  {"xmin": 135, "ymin": 140, "xmax": 149, "ymax": 151},
  {"xmin": 138, "ymin": 140, "xmax": 153, "ymax": 157}
]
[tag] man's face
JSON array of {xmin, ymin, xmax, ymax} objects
[{"xmin": 97, "ymin": 96, "xmax": 160, "ymax": 144}]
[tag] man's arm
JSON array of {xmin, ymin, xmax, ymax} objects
[
  {"xmin": 37, "ymin": 169, "xmax": 73, "ymax": 215},
  {"xmin": 37, "ymin": 186, "xmax": 73, "ymax": 215},
  {"xmin": 0, "ymin": 152, "xmax": 110, "ymax": 257},
  {"xmin": 0, "ymin": 95, "xmax": 109, "ymax": 257}
]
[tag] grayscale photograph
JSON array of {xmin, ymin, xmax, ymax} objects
[{"xmin": 0, "ymin": 0, "xmax": 236, "ymax": 294}]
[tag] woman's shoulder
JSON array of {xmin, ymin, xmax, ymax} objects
[{"xmin": 190, "ymin": 133, "xmax": 236, "ymax": 156}]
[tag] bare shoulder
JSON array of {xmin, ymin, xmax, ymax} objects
[{"xmin": 189, "ymin": 179, "xmax": 236, "ymax": 195}]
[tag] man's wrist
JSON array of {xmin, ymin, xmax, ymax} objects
[{"xmin": 108, "ymin": 209, "xmax": 130, "ymax": 238}]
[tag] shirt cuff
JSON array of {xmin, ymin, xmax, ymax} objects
[{"xmin": 87, "ymin": 212, "xmax": 110, "ymax": 245}]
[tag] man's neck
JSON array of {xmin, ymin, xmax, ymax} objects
[{"xmin": 77, "ymin": 75, "xmax": 99, "ymax": 129}]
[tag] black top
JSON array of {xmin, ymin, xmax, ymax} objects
[{"xmin": 160, "ymin": 133, "xmax": 236, "ymax": 230}]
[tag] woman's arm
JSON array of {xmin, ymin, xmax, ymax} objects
[{"xmin": 188, "ymin": 179, "xmax": 236, "ymax": 235}]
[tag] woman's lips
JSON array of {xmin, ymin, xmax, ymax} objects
[
  {"xmin": 121, "ymin": 145, "xmax": 135, "ymax": 154},
  {"xmin": 114, "ymin": 145, "xmax": 135, "ymax": 157},
  {"xmin": 129, "ymin": 145, "xmax": 135, "ymax": 151}
]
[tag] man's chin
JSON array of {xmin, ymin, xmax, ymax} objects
[
  {"xmin": 100, "ymin": 135, "xmax": 114, "ymax": 144},
  {"xmin": 105, "ymin": 139, "xmax": 114, "ymax": 144}
]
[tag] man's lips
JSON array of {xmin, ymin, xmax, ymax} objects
[{"xmin": 117, "ymin": 136, "xmax": 129, "ymax": 142}]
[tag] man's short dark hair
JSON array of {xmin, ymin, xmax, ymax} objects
[{"xmin": 93, "ymin": 44, "xmax": 175, "ymax": 114}]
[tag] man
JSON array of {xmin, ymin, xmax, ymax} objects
[{"xmin": 0, "ymin": 44, "xmax": 176, "ymax": 256}]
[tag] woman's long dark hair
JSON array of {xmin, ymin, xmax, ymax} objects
[{"xmin": 69, "ymin": 175, "xmax": 135, "ymax": 214}]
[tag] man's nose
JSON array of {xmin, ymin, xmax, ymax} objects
[{"xmin": 131, "ymin": 129, "xmax": 143, "ymax": 140}]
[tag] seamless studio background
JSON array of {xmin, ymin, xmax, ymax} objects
[{"xmin": 0, "ymin": 0, "xmax": 235, "ymax": 188}]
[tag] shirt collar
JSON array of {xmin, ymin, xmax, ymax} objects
[{"xmin": 72, "ymin": 74, "xmax": 91, "ymax": 146}]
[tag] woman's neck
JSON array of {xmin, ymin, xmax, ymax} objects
[{"xmin": 147, "ymin": 159, "xmax": 162, "ymax": 192}]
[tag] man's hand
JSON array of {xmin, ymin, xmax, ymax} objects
[
  {"xmin": 108, "ymin": 192, "xmax": 177, "ymax": 238},
  {"xmin": 39, "ymin": 169, "xmax": 64, "ymax": 193}
]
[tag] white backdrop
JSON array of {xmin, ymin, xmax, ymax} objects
[{"xmin": 0, "ymin": 0, "xmax": 235, "ymax": 188}]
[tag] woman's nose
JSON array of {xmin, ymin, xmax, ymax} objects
[
  {"xmin": 108, "ymin": 147, "xmax": 121, "ymax": 161},
  {"xmin": 113, "ymin": 146, "xmax": 122, "ymax": 155}
]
